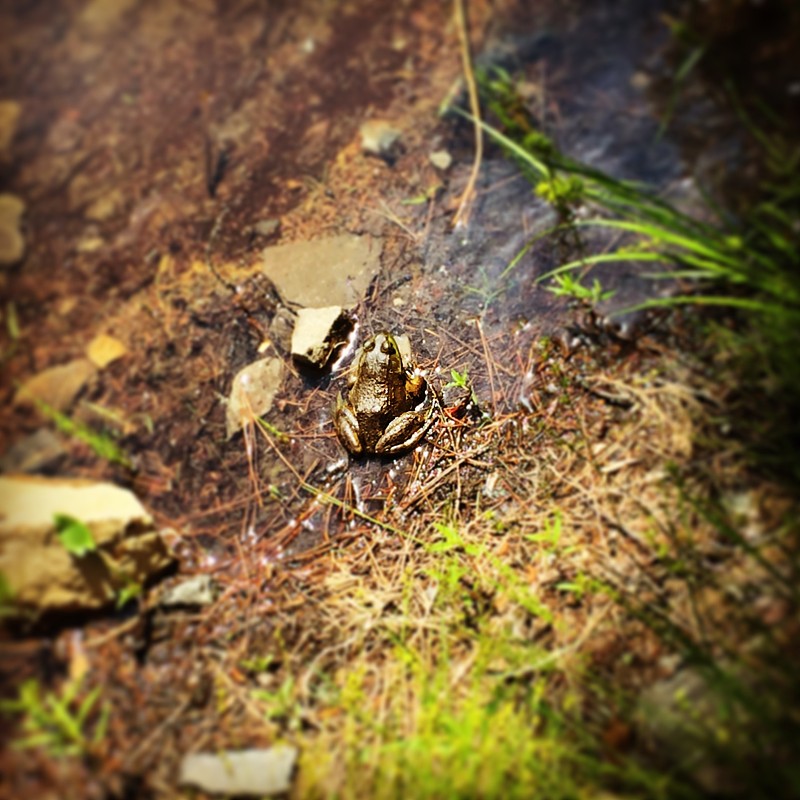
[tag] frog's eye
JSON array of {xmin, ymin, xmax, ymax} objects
[
  {"xmin": 363, "ymin": 340, "xmax": 375, "ymax": 352},
  {"xmin": 381, "ymin": 340, "xmax": 396, "ymax": 355}
]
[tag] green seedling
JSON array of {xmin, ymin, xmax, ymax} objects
[
  {"xmin": 240, "ymin": 654, "xmax": 275, "ymax": 673},
  {"xmin": 252, "ymin": 676, "xmax": 300, "ymax": 729},
  {"xmin": 0, "ymin": 677, "xmax": 110, "ymax": 758},
  {"xmin": 31, "ymin": 397, "xmax": 132, "ymax": 468},
  {"xmin": 256, "ymin": 417, "xmax": 290, "ymax": 442},
  {"xmin": 546, "ymin": 274, "xmax": 615, "ymax": 304},
  {"xmin": 444, "ymin": 367, "xmax": 480, "ymax": 407},
  {"xmin": 53, "ymin": 514, "xmax": 97, "ymax": 557},
  {"xmin": 445, "ymin": 368, "xmax": 469, "ymax": 391}
]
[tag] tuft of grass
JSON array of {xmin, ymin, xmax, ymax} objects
[
  {"xmin": 471, "ymin": 66, "xmax": 800, "ymax": 478},
  {"xmin": 31, "ymin": 397, "xmax": 132, "ymax": 468},
  {"xmin": 0, "ymin": 677, "xmax": 110, "ymax": 758},
  {"xmin": 479, "ymin": 107, "xmax": 799, "ymax": 319},
  {"xmin": 291, "ymin": 496, "xmax": 696, "ymax": 800},
  {"xmin": 547, "ymin": 273, "xmax": 615, "ymax": 305},
  {"xmin": 470, "ymin": 66, "xmax": 799, "ymax": 318}
]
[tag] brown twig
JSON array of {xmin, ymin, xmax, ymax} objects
[{"xmin": 452, "ymin": 0, "xmax": 483, "ymax": 230}]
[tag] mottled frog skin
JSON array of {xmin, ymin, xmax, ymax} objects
[{"xmin": 333, "ymin": 332, "xmax": 431, "ymax": 455}]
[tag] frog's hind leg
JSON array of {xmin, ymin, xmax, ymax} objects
[
  {"xmin": 333, "ymin": 393, "xmax": 363, "ymax": 455},
  {"xmin": 375, "ymin": 409, "xmax": 434, "ymax": 455}
]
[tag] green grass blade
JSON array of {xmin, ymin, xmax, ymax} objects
[{"xmin": 613, "ymin": 294, "xmax": 781, "ymax": 316}]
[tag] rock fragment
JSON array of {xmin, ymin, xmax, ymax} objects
[
  {"xmin": 252, "ymin": 218, "xmax": 280, "ymax": 238},
  {"xmin": 225, "ymin": 357, "xmax": 284, "ymax": 438},
  {"xmin": 291, "ymin": 306, "xmax": 353, "ymax": 369},
  {"xmin": 0, "ymin": 475, "xmax": 174, "ymax": 612},
  {"xmin": 87, "ymin": 333, "xmax": 127, "ymax": 368},
  {"xmin": 359, "ymin": 119, "xmax": 402, "ymax": 163},
  {"xmin": 429, "ymin": 149, "xmax": 453, "ymax": 170},
  {"xmin": 160, "ymin": 575, "xmax": 216, "ymax": 608},
  {"xmin": 179, "ymin": 747, "xmax": 298, "ymax": 797},
  {"xmin": 0, "ymin": 194, "xmax": 26, "ymax": 266},
  {"xmin": 14, "ymin": 358, "xmax": 97, "ymax": 411},
  {"xmin": 262, "ymin": 234, "xmax": 380, "ymax": 309}
]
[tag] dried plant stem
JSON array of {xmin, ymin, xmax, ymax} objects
[{"xmin": 452, "ymin": 0, "xmax": 483, "ymax": 230}]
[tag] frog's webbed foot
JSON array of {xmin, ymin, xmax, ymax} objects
[
  {"xmin": 333, "ymin": 393, "xmax": 363, "ymax": 455},
  {"xmin": 375, "ymin": 407, "xmax": 434, "ymax": 455}
]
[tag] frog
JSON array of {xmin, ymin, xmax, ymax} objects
[{"xmin": 333, "ymin": 331, "xmax": 433, "ymax": 456}]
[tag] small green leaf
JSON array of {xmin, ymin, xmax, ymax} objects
[
  {"xmin": 401, "ymin": 194, "xmax": 429, "ymax": 206},
  {"xmin": 445, "ymin": 368, "xmax": 469, "ymax": 389},
  {"xmin": 116, "ymin": 581, "xmax": 142, "ymax": 609},
  {"xmin": 5, "ymin": 302, "xmax": 19, "ymax": 340},
  {"xmin": 53, "ymin": 514, "xmax": 97, "ymax": 557}
]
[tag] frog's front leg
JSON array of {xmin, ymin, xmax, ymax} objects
[
  {"xmin": 375, "ymin": 407, "xmax": 434, "ymax": 455},
  {"xmin": 333, "ymin": 393, "xmax": 363, "ymax": 455}
]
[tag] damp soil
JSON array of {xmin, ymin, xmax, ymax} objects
[
  {"xmin": 0, "ymin": 0, "xmax": 691, "ymax": 553},
  {"xmin": 0, "ymin": 0, "xmax": 789, "ymax": 796}
]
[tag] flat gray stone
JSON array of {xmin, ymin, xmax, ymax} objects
[
  {"xmin": 179, "ymin": 746, "xmax": 297, "ymax": 797},
  {"xmin": 160, "ymin": 575, "xmax": 216, "ymax": 608},
  {"xmin": 262, "ymin": 234, "xmax": 380, "ymax": 309}
]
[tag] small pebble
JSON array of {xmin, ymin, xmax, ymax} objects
[{"xmin": 429, "ymin": 149, "xmax": 453, "ymax": 170}]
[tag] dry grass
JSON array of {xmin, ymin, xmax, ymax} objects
[
  {"xmin": 228, "ymin": 334, "xmax": 798, "ymax": 797},
  {"xmin": 3, "ymin": 327, "xmax": 796, "ymax": 799}
]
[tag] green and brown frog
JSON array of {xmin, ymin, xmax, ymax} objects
[{"xmin": 333, "ymin": 332, "xmax": 433, "ymax": 456}]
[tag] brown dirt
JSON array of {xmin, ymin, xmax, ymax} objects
[{"xmin": 1, "ymin": 1, "xmax": 798, "ymax": 798}]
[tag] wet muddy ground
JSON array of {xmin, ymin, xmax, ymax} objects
[
  {"xmin": 1, "ymin": 0, "xmax": 688, "ymax": 532},
  {"xmin": 2, "ymin": 0, "xmax": 789, "ymax": 796}
]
